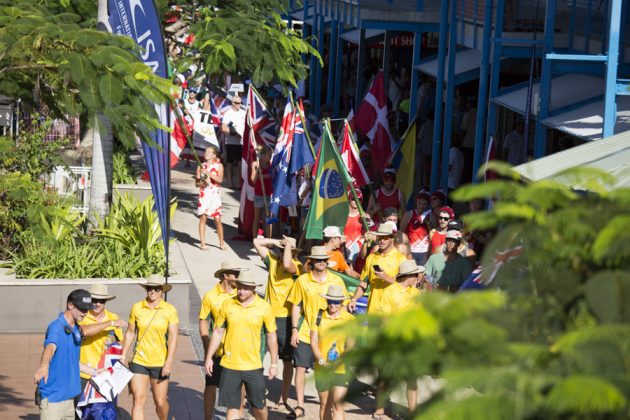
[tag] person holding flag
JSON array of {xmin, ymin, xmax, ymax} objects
[
  {"xmin": 269, "ymin": 97, "xmax": 315, "ymax": 229},
  {"xmin": 250, "ymin": 145, "xmax": 273, "ymax": 238}
]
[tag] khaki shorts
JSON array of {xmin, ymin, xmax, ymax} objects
[{"xmin": 39, "ymin": 398, "xmax": 75, "ymax": 420}]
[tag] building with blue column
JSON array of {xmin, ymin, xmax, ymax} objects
[{"xmin": 290, "ymin": 0, "xmax": 630, "ymax": 190}]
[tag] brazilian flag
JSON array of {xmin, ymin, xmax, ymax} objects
[{"xmin": 305, "ymin": 124, "xmax": 352, "ymax": 239}]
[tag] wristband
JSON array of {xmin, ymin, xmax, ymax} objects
[
  {"xmin": 110, "ymin": 320, "xmax": 114, "ymax": 328},
  {"xmin": 270, "ymin": 364, "xmax": 278, "ymax": 368},
  {"xmin": 291, "ymin": 327, "xmax": 298, "ymax": 331}
]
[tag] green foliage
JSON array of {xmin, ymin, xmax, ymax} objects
[
  {"xmin": 0, "ymin": 1, "xmax": 173, "ymax": 148},
  {"xmin": 5, "ymin": 193, "xmax": 174, "ymax": 278},
  {"xmin": 346, "ymin": 168, "xmax": 630, "ymax": 419},
  {"xmin": 0, "ymin": 119, "xmax": 69, "ymax": 182},
  {"xmin": 166, "ymin": 0, "xmax": 320, "ymax": 89},
  {"xmin": 112, "ymin": 150, "xmax": 137, "ymax": 184}
]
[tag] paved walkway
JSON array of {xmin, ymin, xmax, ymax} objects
[{"xmin": 0, "ymin": 163, "xmax": 416, "ymax": 419}]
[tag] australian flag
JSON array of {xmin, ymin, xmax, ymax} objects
[{"xmin": 269, "ymin": 99, "xmax": 314, "ymax": 218}]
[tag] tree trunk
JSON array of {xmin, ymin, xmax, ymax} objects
[{"xmin": 88, "ymin": 0, "xmax": 113, "ymax": 226}]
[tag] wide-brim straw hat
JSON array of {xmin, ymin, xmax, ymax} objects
[
  {"xmin": 396, "ymin": 260, "xmax": 425, "ymax": 278},
  {"xmin": 306, "ymin": 245, "xmax": 330, "ymax": 260},
  {"xmin": 89, "ymin": 284, "xmax": 116, "ymax": 301},
  {"xmin": 320, "ymin": 284, "xmax": 346, "ymax": 301},
  {"xmin": 373, "ymin": 223, "xmax": 395, "ymax": 236},
  {"xmin": 140, "ymin": 274, "xmax": 173, "ymax": 293},
  {"xmin": 275, "ymin": 236, "xmax": 302, "ymax": 253},
  {"xmin": 214, "ymin": 262, "xmax": 248, "ymax": 279},
  {"xmin": 236, "ymin": 271, "xmax": 263, "ymax": 287}
]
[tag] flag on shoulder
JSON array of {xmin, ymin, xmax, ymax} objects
[
  {"xmin": 305, "ymin": 124, "xmax": 352, "ymax": 240},
  {"xmin": 340, "ymin": 119, "xmax": 370, "ymax": 187},
  {"xmin": 354, "ymin": 71, "xmax": 394, "ymax": 177},
  {"xmin": 386, "ymin": 119, "xmax": 417, "ymax": 209},
  {"xmin": 269, "ymin": 98, "xmax": 314, "ymax": 218},
  {"xmin": 238, "ymin": 86, "xmax": 277, "ymax": 239}
]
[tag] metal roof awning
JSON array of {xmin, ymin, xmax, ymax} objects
[
  {"xmin": 493, "ymin": 74, "xmax": 604, "ymax": 117},
  {"xmin": 513, "ymin": 131, "xmax": 630, "ymax": 189},
  {"xmin": 414, "ymin": 49, "xmax": 491, "ymax": 86},
  {"xmin": 340, "ymin": 28, "xmax": 385, "ymax": 45},
  {"xmin": 542, "ymin": 96, "xmax": 630, "ymax": 141}
]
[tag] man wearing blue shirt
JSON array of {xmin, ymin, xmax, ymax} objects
[{"xmin": 33, "ymin": 289, "xmax": 96, "ymax": 419}]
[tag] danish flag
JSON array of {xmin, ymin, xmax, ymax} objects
[
  {"xmin": 340, "ymin": 119, "xmax": 370, "ymax": 187},
  {"xmin": 354, "ymin": 71, "xmax": 394, "ymax": 177}
]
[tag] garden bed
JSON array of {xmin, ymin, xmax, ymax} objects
[{"xmin": 0, "ymin": 240, "xmax": 192, "ymax": 333}]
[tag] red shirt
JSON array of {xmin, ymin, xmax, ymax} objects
[
  {"xmin": 344, "ymin": 213, "xmax": 363, "ymax": 246},
  {"xmin": 430, "ymin": 230, "xmax": 446, "ymax": 254},
  {"xmin": 254, "ymin": 165, "xmax": 272, "ymax": 196},
  {"xmin": 374, "ymin": 188, "xmax": 403, "ymax": 222},
  {"xmin": 406, "ymin": 210, "xmax": 429, "ymax": 253}
]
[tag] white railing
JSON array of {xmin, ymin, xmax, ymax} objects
[{"xmin": 48, "ymin": 166, "xmax": 92, "ymax": 214}]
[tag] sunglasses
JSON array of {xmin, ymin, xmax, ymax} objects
[
  {"xmin": 233, "ymin": 102, "xmax": 242, "ymax": 105},
  {"xmin": 327, "ymin": 300, "xmax": 343, "ymax": 305},
  {"xmin": 439, "ymin": 216, "xmax": 451, "ymax": 221},
  {"xmin": 92, "ymin": 299, "xmax": 107, "ymax": 305},
  {"xmin": 146, "ymin": 286, "xmax": 162, "ymax": 292}
]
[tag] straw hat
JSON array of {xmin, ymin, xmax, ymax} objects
[
  {"xmin": 275, "ymin": 236, "xmax": 302, "ymax": 253},
  {"xmin": 214, "ymin": 262, "xmax": 248, "ymax": 279},
  {"xmin": 323, "ymin": 226, "xmax": 342, "ymax": 238},
  {"xmin": 306, "ymin": 246, "xmax": 330, "ymax": 260},
  {"xmin": 320, "ymin": 284, "xmax": 346, "ymax": 301},
  {"xmin": 236, "ymin": 271, "xmax": 262, "ymax": 287},
  {"xmin": 89, "ymin": 284, "xmax": 116, "ymax": 301},
  {"xmin": 140, "ymin": 274, "xmax": 173, "ymax": 293},
  {"xmin": 373, "ymin": 223, "xmax": 395, "ymax": 236},
  {"xmin": 396, "ymin": 260, "xmax": 425, "ymax": 278}
]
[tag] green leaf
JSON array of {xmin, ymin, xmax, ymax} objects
[
  {"xmin": 583, "ymin": 272, "xmax": 630, "ymax": 323},
  {"xmin": 98, "ymin": 73, "xmax": 123, "ymax": 105},
  {"xmin": 545, "ymin": 375, "xmax": 627, "ymax": 414}
]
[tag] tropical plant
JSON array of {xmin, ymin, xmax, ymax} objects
[
  {"xmin": 340, "ymin": 166, "xmax": 630, "ymax": 419},
  {"xmin": 164, "ymin": 0, "xmax": 320, "ymax": 88},
  {"xmin": 0, "ymin": 120, "xmax": 69, "ymax": 182},
  {"xmin": 112, "ymin": 149, "xmax": 137, "ymax": 185}
]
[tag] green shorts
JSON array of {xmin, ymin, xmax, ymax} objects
[
  {"xmin": 314, "ymin": 372, "xmax": 349, "ymax": 392},
  {"xmin": 292, "ymin": 340, "xmax": 313, "ymax": 368},
  {"xmin": 219, "ymin": 367, "xmax": 267, "ymax": 410}
]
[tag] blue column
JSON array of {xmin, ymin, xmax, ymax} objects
[
  {"xmin": 486, "ymin": 0, "xmax": 506, "ymax": 151},
  {"xmin": 308, "ymin": 9, "xmax": 317, "ymax": 106},
  {"xmin": 534, "ymin": 0, "xmax": 557, "ymax": 158},
  {"xmin": 333, "ymin": 22, "xmax": 344, "ymax": 117},
  {"xmin": 314, "ymin": 14, "xmax": 326, "ymax": 116},
  {"xmin": 603, "ymin": 0, "xmax": 622, "ymax": 137},
  {"xmin": 440, "ymin": 1, "xmax": 458, "ymax": 189},
  {"xmin": 472, "ymin": 0, "xmax": 494, "ymax": 181},
  {"xmin": 326, "ymin": 20, "xmax": 338, "ymax": 106},
  {"xmin": 383, "ymin": 31, "xmax": 392, "ymax": 102},
  {"xmin": 430, "ymin": 0, "xmax": 450, "ymax": 191},
  {"xmin": 409, "ymin": 31, "xmax": 422, "ymax": 123},
  {"xmin": 355, "ymin": 29, "xmax": 366, "ymax": 107}
]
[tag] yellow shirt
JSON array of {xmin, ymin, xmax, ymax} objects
[
  {"xmin": 129, "ymin": 299, "xmax": 179, "ymax": 367},
  {"xmin": 265, "ymin": 253, "xmax": 303, "ymax": 317},
  {"xmin": 313, "ymin": 309, "xmax": 354, "ymax": 374},
  {"xmin": 217, "ymin": 295, "xmax": 277, "ymax": 371},
  {"xmin": 288, "ymin": 271, "xmax": 349, "ymax": 344},
  {"xmin": 199, "ymin": 283, "xmax": 236, "ymax": 357},
  {"xmin": 79, "ymin": 309, "xmax": 123, "ymax": 379},
  {"xmin": 360, "ymin": 247, "xmax": 406, "ymax": 314},
  {"xmin": 378, "ymin": 282, "xmax": 420, "ymax": 315}
]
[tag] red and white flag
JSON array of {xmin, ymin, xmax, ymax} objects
[
  {"xmin": 354, "ymin": 71, "xmax": 394, "ymax": 177},
  {"xmin": 237, "ymin": 86, "xmax": 277, "ymax": 239},
  {"xmin": 340, "ymin": 120, "xmax": 370, "ymax": 187}
]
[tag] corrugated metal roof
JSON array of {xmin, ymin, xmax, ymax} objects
[{"xmin": 513, "ymin": 132, "xmax": 630, "ymax": 189}]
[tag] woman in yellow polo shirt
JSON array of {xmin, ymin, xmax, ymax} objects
[
  {"xmin": 310, "ymin": 285, "xmax": 354, "ymax": 420},
  {"xmin": 121, "ymin": 275, "xmax": 179, "ymax": 420}
]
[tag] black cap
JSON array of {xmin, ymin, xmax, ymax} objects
[
  {"xmin": 68, "ymin": 289, "xmax": 94, "ymax": 312},
  {"xmin": 447, "ymin": 219, "xmax": 463, "ymax": 232}
]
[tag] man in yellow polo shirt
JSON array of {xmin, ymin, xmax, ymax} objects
[
  {"xmin": 199, "ymin": 262, "xmax": 247, "ymax": 420},
  {"xmin": 253, "ymin": 235, "xmax": 302, "ymax": 410},
  {"xmin": 287, "ymin": 246, "xmax": 349, "ymax": 419},
  {"xmin": 204, "ymin": 271, "xmax": 278, "ymax": 420},
  {"xmin": 378, "ymin": 259, "xmax": 424, "ymax": 415},
  {"xmin": 78, "ymin": 284, "xmax": 126, "ymax": 406},
  {"xmin": 349, "ymin": 223, "xmax": 406, "ymax": 314}
]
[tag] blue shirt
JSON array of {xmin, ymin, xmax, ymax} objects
[{"xmin": 39, "ymin": 313, "xmax": 82, "ymax": 402}]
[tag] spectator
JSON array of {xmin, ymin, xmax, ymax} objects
[{"xmin": 437, "ymin": 230, "xmax": 473, "ymax": 292}]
